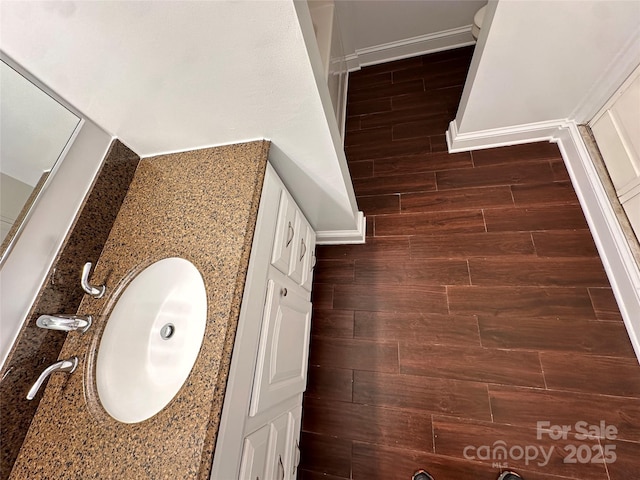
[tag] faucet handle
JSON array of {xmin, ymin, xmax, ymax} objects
[
  {"xmin": 26, "ymin": 357, "xmax": 78, "ymax": 400},
  {"xmin": 81, "ymin": 262, "xmax": 105, "ymax": 298}
]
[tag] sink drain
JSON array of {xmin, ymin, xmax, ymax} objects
[{"xmin": 160, "ymin": 323, "xmax": 175, "ymax": 340}]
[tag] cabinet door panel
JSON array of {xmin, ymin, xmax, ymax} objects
[
  {"xmin": 250, "ymin": 279, "xmax": 312, "ymax": 416},
  {"xmin": 271, "ymin": 190, "xmax": 296, "ymax": 276},
  {"xmin": 239, "ymin": 424, "xmax": 270, "ymax": 480},
  {"xmin": 268, "ymin": 413, "xmax": 289, "ymax": 480},
  {"xmin": 285, "ymin": 405, "xmax": 302, "ymax": 480}
]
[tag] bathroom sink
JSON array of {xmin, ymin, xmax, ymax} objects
[{"xmin": 96, "ymin": 257, "xmax": 207, "ymax": 423}]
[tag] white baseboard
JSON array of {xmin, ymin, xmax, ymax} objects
[
  {"xmin": 315, "ymin": 211, "xmax": 366, "ymax": 245},
  {"xmin": 345, "ymin": 26, "xmax": 476, "ymax": 72},
  {"xmin": 447, "ymin": 119, "xmax": 640, "ymax": 362},
  {"xmin": 446, "ymin": 118, "xmax": 564, "ymax": 153}
]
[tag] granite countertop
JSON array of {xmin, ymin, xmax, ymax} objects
[{"xmin": 10, "ymin": 140, "xmax": 269, "ymax": 479}]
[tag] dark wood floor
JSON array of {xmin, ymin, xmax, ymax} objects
[{"xmin": 299, "ymin": 46, "xmax": 640, "ymax": 480}]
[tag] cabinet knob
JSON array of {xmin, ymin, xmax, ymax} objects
[{"xmin": 281, "ymin": 287, "xmax": 287, "ymax": 297}]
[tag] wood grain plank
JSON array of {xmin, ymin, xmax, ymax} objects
[
  {"xmin": 355, "ymin": 259, "xmax": 470, "ymax": 286},
  {"xmin": 347, "ymin": 97, "xmax": 391, "ymax": 117},
  {"xmin": 393, "ymin": 62, "xmax": 470, "ymax": 88},
  {"xmin": 333, "ymin": 284, "xmax": 448, "ymax": 314},
  {"xmin": 605, "ymin": 439, "xmax": 640, "ymax": 480},
  {"xmin": 484, "ymin": 205, "xmax": 589, "ymax": 232},
  {"xmin": 429, "ymin": 134, "xmax": 448, "ymax": 152},
  {"xmin": 308, "ymin": 337, "xmax": 399, "ymax": 373},
  {"xmin": 421, "ymin": 45, "xmax": 475, "ymax": 64},
  {"xmin": 349, "ymin": 79, "xmax": 424, "ymax": 103},
  {"xmin": 468, "ymin": 257, "xmax": 609, "ymax": 287},
  {"xmin": 302, "ymin": 397, "xmax": 433, "ymax": 452},
  {"xmin": 511, "ymin": 181, "xmax": 579, "ymax": 206},
  {"xmin": 589, "ymin": 288, "xmax": 623, "ymax": 321},
  {"xmin": 311, "ymin": 283, "xmax": 334, "ymax": 309},
  {"xmin": 540, "ymin": 352, "xmax": 640, "ymax": 397},
  {"xmin": 345, "ymin": 115, "xmax": 360, "ymax": 132},
  {"xmin": 374, "ymin": 151, "xmax": 472, "ymax": 176},
  {"xmin": 352, "ymin": 442, "xmax": 501, "ymax": 480},
  {"xmin": 392, "ymin": 117, "xmax": 451, "ymax": 139},
  {"xmin": 299, "ymin": 431, "xmax": 352, "ymax": 478},
  {"xmin": 314, "ymin": 259, "xmax": 355, "ymax": 284},
  {"xmin": 300, "ymin": 470, "xmax": 349, "ymax": 480},
  {"xmin": 344, "ymin": 126, "xmax": 392, "ymax": 147},
  {"xmin": 366, "ymin": 215, "xmax": 374, "ymax": 237},
  {"xmin": 478, "ymin": 316, "xmax": 636, "ymax": 357},
  {"xmin": 489, "ymin": 385, "xmax": 640, "ymax": 443},
  {"xmin": 411, "ymin": 232, "xmax": 536, "ymax": 258},
  {"xmin": 436, "ymin": 162, "xmax": 554, "ymax": 190},
  {"xmin": 532, "ymin": 230, "xmax": 599, "ymax": 257},
  {"xmin": 375, "ymin": 210, "xmax": 485, "ymax": 236},
  {"xmin": 305, "ymin": 366, "xmax": 353, "ymax": 402},
  {"xmin": 391, "ymin": 92, "xmax": 448, "ymax": 110},
  {"xmin": 353, "ymin": 370, "xmax": 492, "ymax": 420},
  {"xmin": 471, "ymin": 142, "xmax": 561, "ymax": 167},
  {"xmin": 360, "ymin": 106, "xmax": 450, "ymax": 130},
  {"xmin": 348, "ymin": 160, "xmax": 374, "ymax": 179},
  {"xmin": 432, "ymin": 416, "xmax": 608, "ymax": 480},
  {"xmin": 354, "ymin": 311, "xmax": 481, "ymax": 347},
  {"xmin": 402, "ymin": 185, "xmax": 513, "ymax": 213},
  {"xmin": 311, "ymin": 309, "xmax": 354, "ymax": 338},
  {"xmin": 551, "ymin": 159, "xmax": 571, "ymax": 181},
  {"xmin": 348, "ymin": 71, "xmax": 392, "ymax": 91},
  {"xmin": 353, "ymin": 172, "xmax": 436, "ymax": 196},
  {"xmin": 356, "ymin": 194, "xmax": 400, "ymax": 215},
  {"xmin": 448, "ymin": 286, "xmax": 596, "ymax": 319},
  {"xmin": 317, "ymin": 237, "xmax": 410, "ymax": 261},
  {"xmin": 346, "ymin": 136, "xmax": 430, "ymax": 161},
  {"xmin": 399, "ymin": 344, "xmax": 545, "ymax": 387}
]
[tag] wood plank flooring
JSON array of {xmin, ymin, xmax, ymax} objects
[{"xmin": 299, "ymin": 46, "xmax": 640, "ymax": 480}]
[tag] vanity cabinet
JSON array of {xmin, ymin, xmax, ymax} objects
[{"xmin": 211, "ymin": 164, "xmax": 315, "ymax": 480}]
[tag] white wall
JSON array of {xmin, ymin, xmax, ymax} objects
[
  {"xmin": 455, "ymin": 0, "xmax": 640, "ymax": 135},
  {"xmin": 335, "ymin": 0, "xmax": 485, "ymax": 67},
  {"xmin": 0, "ymin": 0, "xmax": 361, "ymax": 235}
]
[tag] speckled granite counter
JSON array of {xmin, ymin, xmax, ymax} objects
[{"xmin": 9, "ymin": 140, "xmax": 269, "ymax": 479}]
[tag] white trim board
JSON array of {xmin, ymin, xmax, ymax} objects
[
  {"xmin": 345, "ymin": 26, "xmax": 476, "ymax": 72},
  {"xmin": 315, "ymin": 210, "xmax": 366, "ymax": 245},
  {"xmin": 447, "ymin": 119, "xmax": 640, "ymax": 363}
]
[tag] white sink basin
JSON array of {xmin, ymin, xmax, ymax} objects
[{"xmin": 96, "ymin": 257, "xmax": 207, "ymax": 423}]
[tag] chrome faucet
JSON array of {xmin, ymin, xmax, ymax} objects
[
  {"xmin": 81, "ymin": 262, "xmax": 105, "ymax": 298},
  {"xmin": 36, "ymin": 314, "xmax": 92, "ymax": 333},
  {"xmin": 26, "ymin": 356, "xmax": 78, "ymax": 400}
]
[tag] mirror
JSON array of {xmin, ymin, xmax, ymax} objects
[{"xmin": 0, "ymin": 58, "xmax": 81, "ymax": 258}]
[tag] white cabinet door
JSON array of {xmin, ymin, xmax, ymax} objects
[
  {"xmin": 250, "ymin": 279, "xmax": 311, "ymax": 417},
  {"xmin": 271, "ymin": 190, "xmax": 296, "ymax": 276},
  {"xmin": 284, "ymin": 405, "xmax": 302, "ymax": 480},
  {"xmin": 238, "ymin": 424, "xmax": 270, "ymax": 480}
]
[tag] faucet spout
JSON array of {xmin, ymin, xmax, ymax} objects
[
  {"xmin": 36, "ymin": 314, "xmax": 92, "ymax": 332},
  {"xmin": 26, "ymin": 357, "xmax": 78, "ymax": 400}
]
